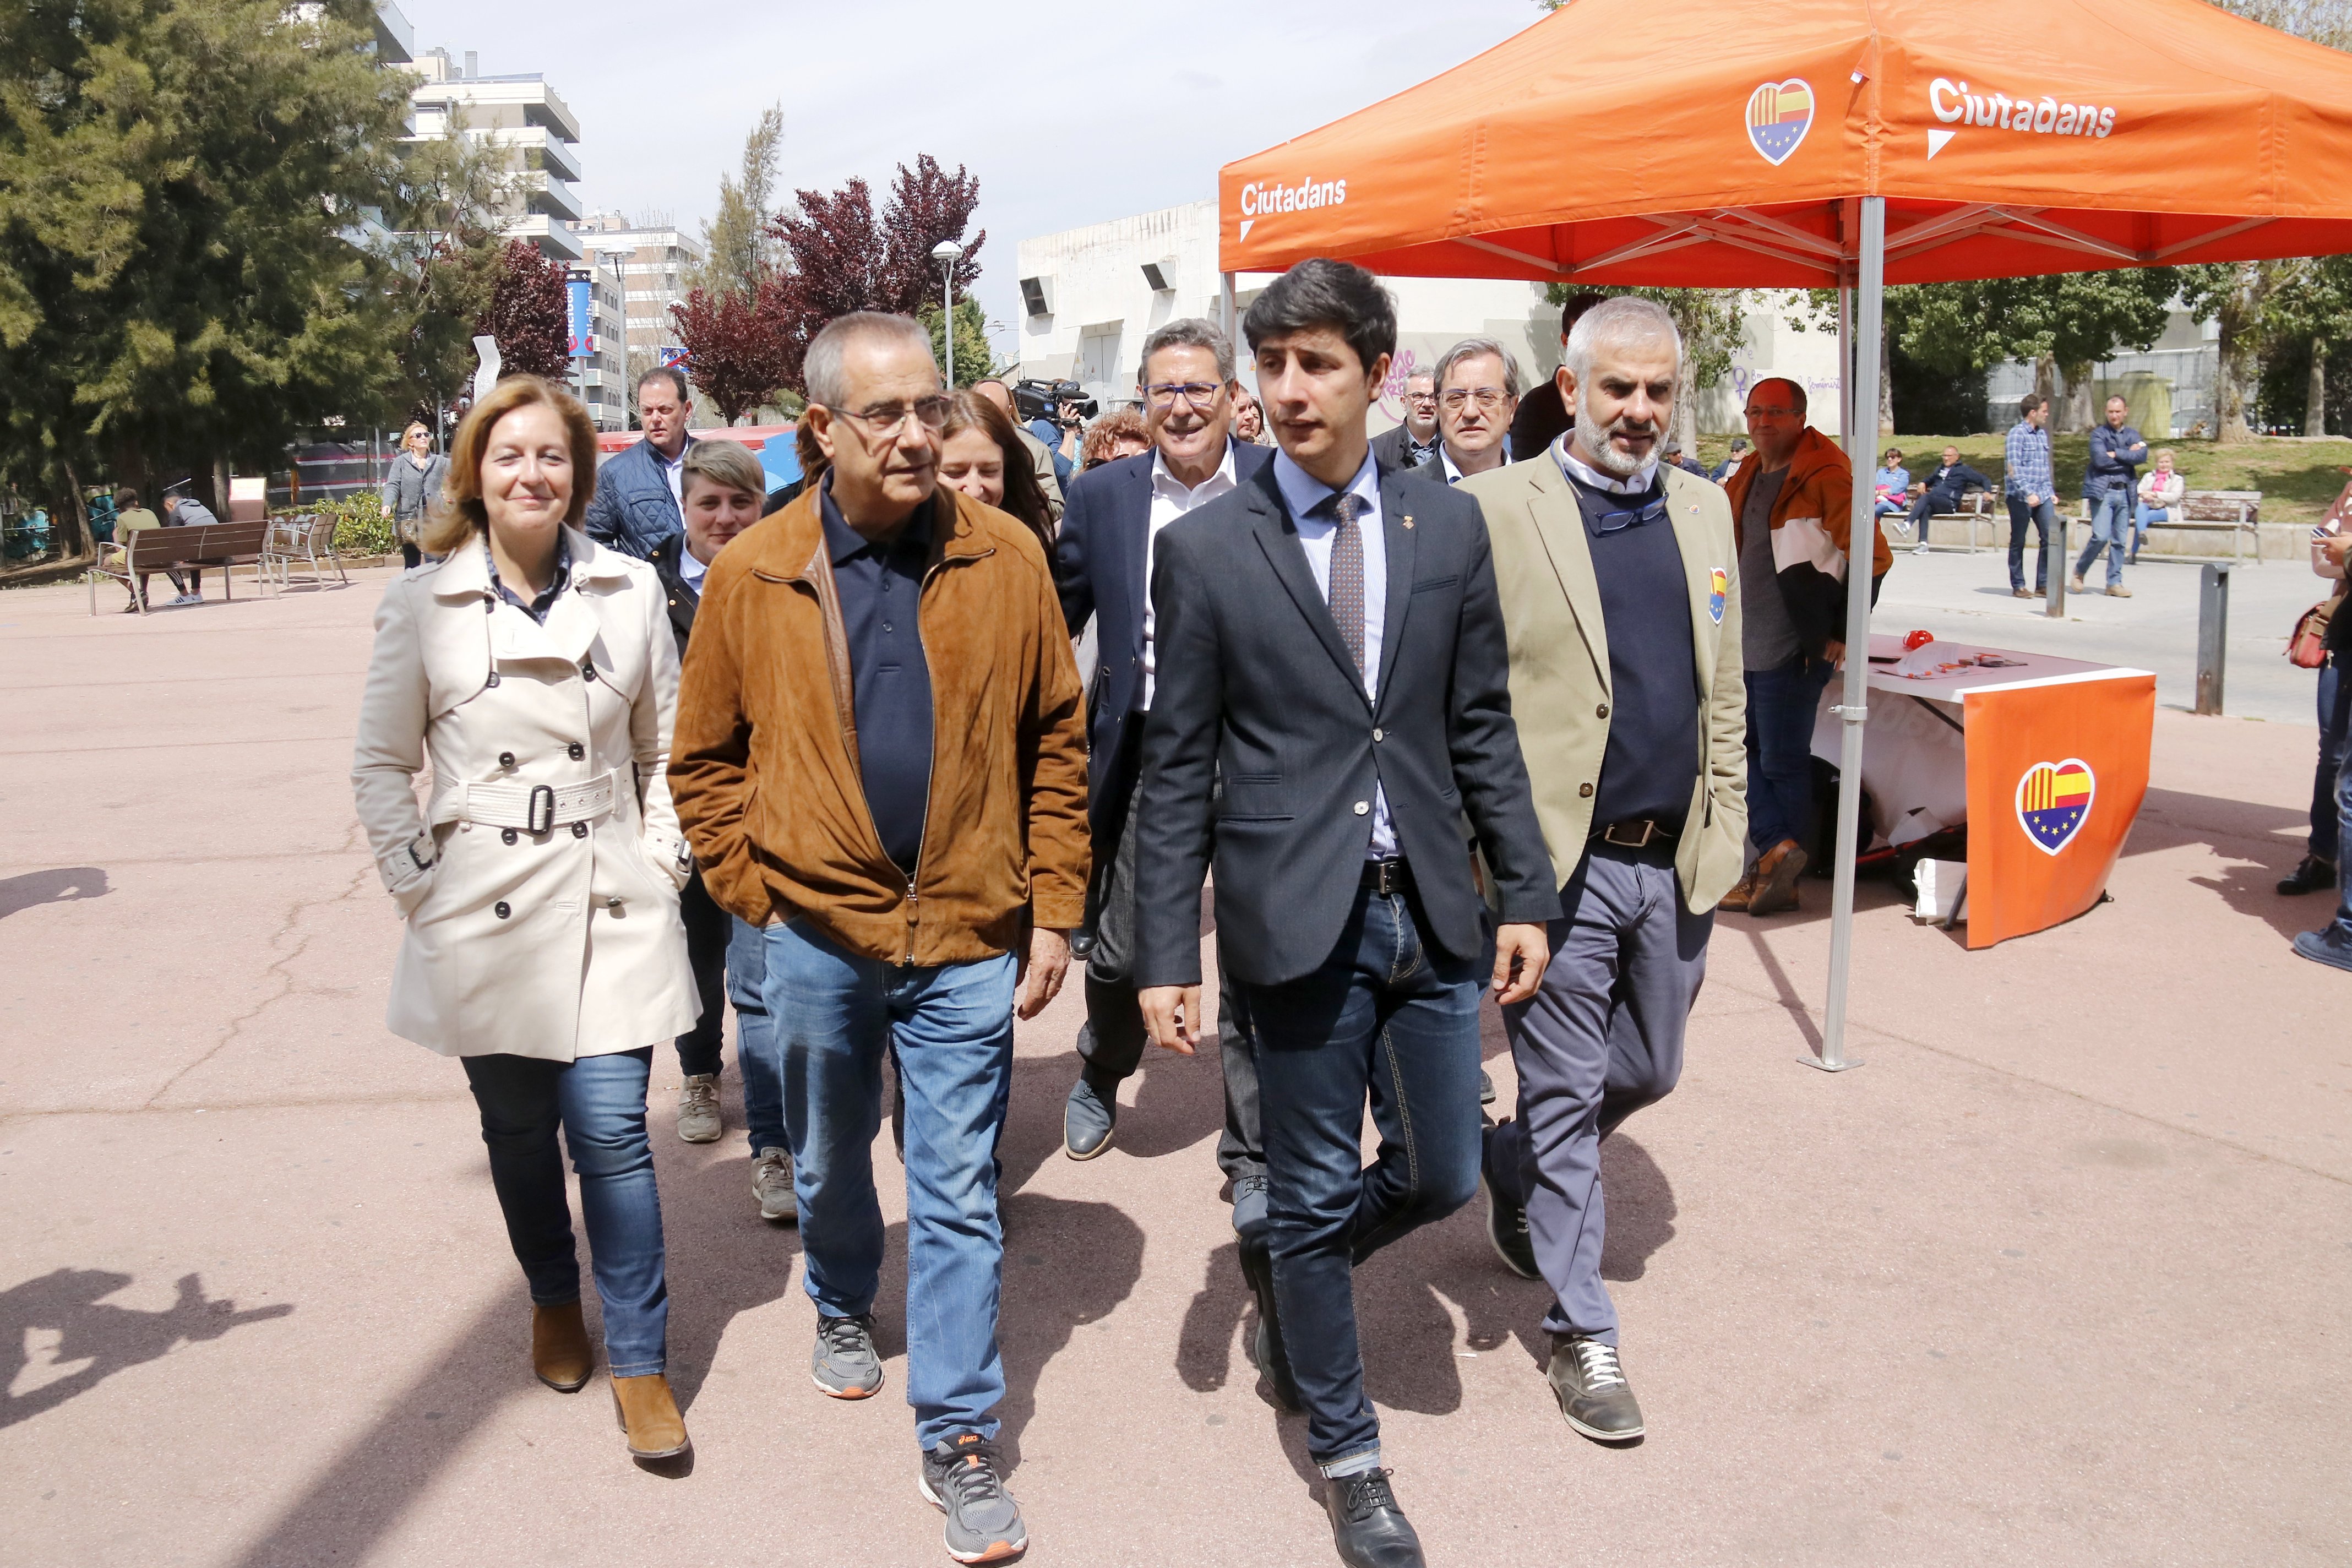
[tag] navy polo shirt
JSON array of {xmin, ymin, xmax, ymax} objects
[
  {"xmin": 820, "ymin": 480, "xmax": 934, "ymax": 875},
  {"xmin": 1565, "ymin": 470, "xmax": 1700, "ymax": 842}
]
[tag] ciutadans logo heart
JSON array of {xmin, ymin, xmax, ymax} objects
[{"xmin": 2015, "ymin": 759, "xmax": 2095, "ymax": 854}]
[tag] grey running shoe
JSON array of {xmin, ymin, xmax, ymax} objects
[
  {"xmin": 919, "ymin": 1433, "xmax": 1027, "ymax": 1563},
  {"xmin": 1482, "ymin": 1174, "xmax": 1540, "ymax": 1280},
  {"xmin": 676, "ymin": 1074, "xmax": 722, "ymax": 1143},
  {"xmin": 752, "ymin": 1146, "xmax": 797, "ymax": 1223},
  {"xmin": 1479, "ymin": 1067, "xmax": 1498, "ymax": 1106},
  {"xmin": 812, "ymin": 1313, "xmax": 883, "ymax": 1399},
  {"xmin": 1062, "ymin": 1072, "xmax": 1116, "ymax": 1160},
  {"xmin": 1547, "ymin": 1332, "xmax": 1645, "ymax": 1441}
]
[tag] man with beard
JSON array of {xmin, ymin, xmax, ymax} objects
[{"xmin": 1459, "ymin": 296, "xmax": 1750, "ymax": 1444}]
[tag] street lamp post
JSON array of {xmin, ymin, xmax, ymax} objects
[{"xmin": 930, "ymin": 239, "xmax": 965, "ymax": 387}]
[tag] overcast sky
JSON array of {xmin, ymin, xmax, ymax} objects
[{"xmin": 393, "ymin": 0, "xmax": 1548, "ymax": 360}]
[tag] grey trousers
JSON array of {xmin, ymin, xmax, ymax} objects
[
  {"xmin": 1077, "ymin": 763, "xmax": 1266, "ymax": 1185},
  {"xmin": 1487, "ymin": 844, "xmax": 1712, "ymax": 1343}
]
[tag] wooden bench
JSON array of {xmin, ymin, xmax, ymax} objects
[
  {"xmin": 88, "ymin": 522, "xmax": 276, "ymax": 615},
  {"xmin": 2070, "ymin": 488, "xmax": 2262, "ymax": 563}
]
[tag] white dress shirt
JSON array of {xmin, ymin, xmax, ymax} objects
[
  {"xmin": 1435, "ymin": 437, "xmax": 1511, "ymax": 486},
  {"xmin": 1141, "ymin": 443, "xmax": 1239, "ymax": 709},
  {"xmin": 1554, "ymin": 435, "xmax": 1659, "ymax": 496},
  {"xmin": 1271, "ymin": 447, "xmax": 1394, "ymax": 858},
  {"xmin": 676, "ymin": 540, "xmax": 710, "ymax": 591},
  {"xmin": 658, "ymin": 443, "xmax": 687, "ymax": 509}
]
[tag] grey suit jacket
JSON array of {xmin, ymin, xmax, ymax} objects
[{"xmin": 1457, "ymin": 455, "xmax": 1750, "ymax": 913}]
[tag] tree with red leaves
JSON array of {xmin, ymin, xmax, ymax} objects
[
  {"xmin": 477, "ymin": 238, "xmax": 571, "ymax": 384},
  {"xmin": 670, "ymin": 273, "xmax": 798, "ymax": 425},
  {"xmin": 767, "ymin": 155, "xmax": 988, "ymax": 392}
]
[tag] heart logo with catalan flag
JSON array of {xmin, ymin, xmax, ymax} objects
[
  {"xmin": 2015, "ymin": 759, "xmax": 2095, "ymax": 855},
  {"xmin": 1745, "ymin": 79, "xmax": 1814, "ymax": 166},
  {"xmin": 1707, "ymin": 567, "xmax": 1728, "ymax": 624}
]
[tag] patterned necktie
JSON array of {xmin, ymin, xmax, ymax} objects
[{"xmin": 1323, "ymin": 491, "xmax": 1365, "ymax": 678}]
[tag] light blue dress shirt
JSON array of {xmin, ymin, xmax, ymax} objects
[{"xmin": 1271, "ymin": 448, "xmax": 1394, "ymax": 858}]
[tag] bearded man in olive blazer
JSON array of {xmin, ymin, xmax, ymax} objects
[{"xmin": 1456, "ymin": 296, "xmax": 1747, "ymax": 1447}]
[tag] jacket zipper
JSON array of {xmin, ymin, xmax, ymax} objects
[{"xmin": 900, "ymin": 548, "xmax": 946, "ymax": 966}]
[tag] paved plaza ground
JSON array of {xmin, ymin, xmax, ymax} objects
[{"xmin": 2, "ymin": 563, "xmax": 2346, "ymax": 1567}]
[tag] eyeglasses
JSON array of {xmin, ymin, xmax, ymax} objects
[
  {"xmin": 1440, "ymin": 388, "xmax": 1510, "ymax": 411},
  {"xmin": 1593, "ymin": 497, "xmax": 1669, "ymax": 535},
  {"xmin": 1746, "ymin": 405, "xmax": 1798, "ymax": 420},
  {"xmin": 1404, "ymin": 391, "xmax": 1439, "ymax": 405},
  {"xmin": 1142, "ymin": 382, "xmax": 1224, "ymax": 409},
  {"xmin": 827, "ymin": 395, "xmax": 952, "ymax": 435}
]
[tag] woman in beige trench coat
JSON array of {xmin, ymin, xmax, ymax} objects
[{"xmin": 351, "ymin": 375, "xmax": 699, "ymax": 1464}]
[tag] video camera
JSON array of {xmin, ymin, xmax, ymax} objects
[{"xmin": 1012, "ymin": 378, "xmax": 1098, "ymax": 428}]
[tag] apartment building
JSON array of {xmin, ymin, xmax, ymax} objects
[
  {"xmin": 405, "ymin": 48, "xmax": 586, "ymax": 264},
  {"xmin": 574, "ymin": 211, "xmax": 706, "ymax": 411}
]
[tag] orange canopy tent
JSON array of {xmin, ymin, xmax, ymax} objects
[{"xmin": 1213, "ymin": 0, "xmax": 2352, "ymax": 1066}]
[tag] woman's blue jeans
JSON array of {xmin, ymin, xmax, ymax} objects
[
  {"xmin": 759, "ymin": 918, "xmax": 1015, "ymax": 1451},
  {"xmin": 462, "ymin": 1048, "xmax": 668, "ymax": 1376}
]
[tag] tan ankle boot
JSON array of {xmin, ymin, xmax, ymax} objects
[
  {"xmin": 611, "ymin": 1373, "xmax": 689, "ymax": 1459},
  {"xmin": 531, "ymin": 1301, "xmax": 594, "ymax": 1392}
]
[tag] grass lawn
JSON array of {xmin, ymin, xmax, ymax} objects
[{"xmin": 1686, "ymin": 433, "xmax": 2352, "ymax": 522}]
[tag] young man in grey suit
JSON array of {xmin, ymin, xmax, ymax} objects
[
  {"xmin": 1458, "ymin": 296, "xmax": 1749, "ymax": 1445},
  {"xmin": 1135, "ymin": 259, "xmax": 1557, "ymax": 1568}
]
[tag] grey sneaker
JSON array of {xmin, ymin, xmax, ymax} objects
[
  {"xmin": 919, "ymin": 1433, "xmax": 1027, "ymax": 1564},
  {"xmin": 676, "ymin": 1075, "xmax": 722, "ymax": 1143},
  {"xmin": 753, "ymin": 1146, "xmax": 797, "ymax": 1223},
  {"xmin": 1547, "ymin": 1333, "xmax": 1645, "ymax": 1441},
  {"xmin": 813, "ymin": 1313, "xmax": 883, "ymax": 1399}
]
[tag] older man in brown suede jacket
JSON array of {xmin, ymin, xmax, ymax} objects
[{"xmin": 670, "ymin": 311, "xmax": 1085, "ymax": 1562}]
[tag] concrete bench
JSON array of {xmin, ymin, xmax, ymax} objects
[
  {"xmin": 88, "ymin": 522, "xmax": 276, "ymax": 615},
  {"xmin": 2071, "ymin": 488, "xmax": 2262, "ymax": 564}
]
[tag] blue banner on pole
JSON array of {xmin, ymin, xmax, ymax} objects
[{"xmin": 568, "ymin": 279, "xmax": 594, "ymax": 358}]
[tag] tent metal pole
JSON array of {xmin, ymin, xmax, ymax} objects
[
  {"xmin": 1810, "ymin": 194, "xmax": 1884, "ymax": 1074},
  {"xmin": 1221, "ymin": 272, "xmax": 1237, "ymax": 344}
]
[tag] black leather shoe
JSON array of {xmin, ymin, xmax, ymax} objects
[
  {"xmin": 1239, "ymin": 1238, "xmax": 1301, "ymax": 1412},
  {"xmin": 1063, "ymin": 1072, "xmax": 1117, "ymax": 1160},
  {"xmin": 2293, "ymin": 927, "xmax": 2352, "ymax": 973},
  {"xmin": 1548, "ymin": 1333, "xmax": 1645, "ymax": 1442},
  {"xmin": 1481, "ymin": 1175, "xmax": 1540, "ymax": 1280},
  {"xmin": 1322, "ymin": 1469, "xmax": 1424, "ymax": 1568},
  {"xmin": 2278, "ymin": 855, "xmax": 2337, "ymax": 896}
]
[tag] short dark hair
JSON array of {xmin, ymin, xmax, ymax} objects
[
  {"xmin": 1751, "ymin": 376, "xmax": 1807, "ymax": 416},
  {"xmin": 636, "ymin": 365, "xmax": 690, "ymax": 403},
  {"xmin": 1559, "ymin": 290, "xmax": 1608, "ymax": 339},
  {"xmin": 2019, "ymin": 392, "xmax": 2046, "ymax": 416},
  {"xmin": 1241, "ymin": 258, "xmax": 1396, "ymax": 376}
]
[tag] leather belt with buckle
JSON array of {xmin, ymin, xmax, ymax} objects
[
  {"xmin": 1596, "ymin": 818, "xmax": 1674, "ymax": 848},
  {"xmin": 1361, "ymin": 858, "xmax": 1411, "ymax": 895}
]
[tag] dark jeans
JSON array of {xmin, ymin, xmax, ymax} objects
[
  {"xmin": 461, "ymin": 1048, "xmax": 668, "ymax": 1376},
  {"xmin": 1744, "ymin": 654, "xmax": 1834, "ymax": 853},
  {"xmin": 2007, "ymin": 496, "xmax": 2058, "ymax": 592},
  {"xmin": 1076, "ymin": 751, "xmax": 1265, "ymax": 1185},
  {"xmin": 2312, "ymin": 652, "xmax": 2352, "ymax": 863},
  {"xmin": 1905, "ymin": 493, "xmax": 1939, "ymax": 545},
  {"xmin": 1245, "ymin": 879, "xmax": 1484, "ymax": 1467},
  {"xmin": 2328, "ymin": 714, "xmax": 2352, "ymax": 938}
]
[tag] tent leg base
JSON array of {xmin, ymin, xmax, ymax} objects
[{"xmin": 1798, "ymin": 1052, "xmax": 1865, "ymax": 1073}]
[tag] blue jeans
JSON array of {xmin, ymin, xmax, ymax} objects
[
  {"xmin": 2075, "ymin": 491, "xmax": 2132, "ymax": 588},
  {"xmin": 725, "ymin": 914, "xmax": 785, "ymax": 1153},
  {"xmin": 461, "ymin": 1048, "xmax": 668, "ymax": 1377},
  {"xmin": 759, "ymin": 918, "xmax": 1015, "ymax": 1451},
  {"xmin": 2328, "ymin": 713, "xmax": 2352, "ymax": 937},
  {"xmin": 2134, "ymin": 502, "xmax": 2172, "ymax": 548},
  {"xmin": 2313, "ymin": 654, "xmax": 2352, "ymax": 863},
  {"xmin": 1745, "ymin": 654, "xmax": 1834, "ymax": 854},
  {"xmin": 2007, "ymin": 496, "xmax": 2057, "ymax": 591},
  {"xmin": 1244, "ymin": 880, "xmax": 1484, "ymax": 1468}
]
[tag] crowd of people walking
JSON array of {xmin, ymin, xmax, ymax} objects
[{"xmin": 352, "ymin": 260, "xmax": 1901, "ymax": 1567}]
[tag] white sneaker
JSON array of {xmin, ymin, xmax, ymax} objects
[
  {"xmin": 752, "ymin": 1146, "xmax": 797, "ymax": 1223},
  {"xmin": 675, "ymin": 1074, "xmax": 722, "ymax": 1143},
  {"xmin": 171, "ymin": 593, "xmax": 202, "ymax": 606}
]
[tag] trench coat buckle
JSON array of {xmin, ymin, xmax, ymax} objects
[{"xmin": 526, "ymin": 784, "xmax": 556, "ymax": 836}]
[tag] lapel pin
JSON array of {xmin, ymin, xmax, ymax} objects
[{"xmin": 1402, "ymin": 515, "xmax": 1414, "ymax": 530}]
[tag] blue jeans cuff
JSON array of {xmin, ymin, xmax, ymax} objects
[{"xmin": 1319, "ymin": 1445, "xmax": 1383, "ymax": 1478}]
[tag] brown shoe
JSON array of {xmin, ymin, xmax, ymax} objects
[
  {"xmin": 1717, "ymin": 869, "xmax": 1759, "ymax": 912},
  {"xmin": 1747, "ymin": 838, "xmax": 1810, "ymax": 916},
  {"xmin": 611, "ymin": 1373, "xmax": 689, "ymax": 1459},
  {"xmin": 2012, "ymin": 587, "xmax": 2035, "ymax": 599},
  {"xmin": 532, "ymin": 1300, "xmax": 593, "ymax": 1392}
]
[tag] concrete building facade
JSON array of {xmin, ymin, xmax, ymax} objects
[
  {"xmin": 572, "ymin": 212, "xmax": 706, "ymax": 415},
  {"xmin": 404, "ymin": 48, "xmax": 586, "ymax": 264}
]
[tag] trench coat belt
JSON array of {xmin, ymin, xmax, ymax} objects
[{"xmin": 452, "ymin": 770, "xmax": 622, "ymax": 831}]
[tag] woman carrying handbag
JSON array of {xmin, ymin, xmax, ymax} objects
[{"xmin": 351, "ymin": 375, "xmax": 699, "ymax": 1463}]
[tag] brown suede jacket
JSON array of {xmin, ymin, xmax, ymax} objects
[{"xmin": 669, "ymin": 483, "xmax": 1088, "ymax": 966}]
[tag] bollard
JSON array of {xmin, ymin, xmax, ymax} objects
[
  {"xmin": 2044, "ymin": 511, "xmax": 2066, "ymax": 617},
  {"xmin": 2196, "ymin": 563, "xmax": 2231, "ymax": 715}
]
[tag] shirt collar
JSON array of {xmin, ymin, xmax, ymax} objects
[
  {"xmin": 1272, "ymin": 447, "xmax": 1378, "ymax": 524},
  {"xmin": 1439, "ymin": 437, "xmax": 1511, "ymax": 484},
  {"xmin": 819, "ymin": 472, "xmax": 930, "ymax": 565},
  {"xmin": 1554, "ymin": 435, "xmax": 1657, "ymax": 496},
  {"xmin": 677, "ymin": 540, "xmax": 710, "ymax": 589},
  {"xmin": 1150, "ymin": 440, "xmax": 1237, "ymax": 500},
  {"xmin": 483, "ymin": 535, "xmax": 573, "ymax": 624}
]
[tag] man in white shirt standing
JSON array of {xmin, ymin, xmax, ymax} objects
[
  {"xmin": 1049, "ymin": 320, "xmax": 1276, "ymax": 1202},
  {"xmin": 1419, "ymin": 337, "xmax": 1521, "ymax": 485}
]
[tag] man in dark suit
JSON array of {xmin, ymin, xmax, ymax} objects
[
  {"xmin": 1366, "ymin": 369, "xmax": 1439, "ymax": 472},
  {"xmin": 1135, "ymin": 259, "xmax": 1557, "ymax": 1568},
  {"xmin": 1507, "ymin": 290, "xmax": 1608, "ymax": 461},
  {"xmin": 1050, "ymin": 319, "xmax": 1275, "ymax": 1206},
  {"xmin": 584, "ymin": 366, "xmax": 696, "ymax": 558}
]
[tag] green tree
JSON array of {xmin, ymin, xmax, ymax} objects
[
  {"xmin": 378, "ymin": 106, "xmax": 513, "ymax": 438},
  {"xmin": 1888, "ymin": 272, "xmax": 2179, "ymax": 430},
  {"xmin": 919, "ymin": 296, "xmax": 994, "ymax": 389},
  {"xmin": 1544, "ymin": 283, "xmax": 1745, "ymax": 449},
  {"xmin": 0, "ymin": 0, "xmax": 411, "ymax": 550},
  {"xmin": 693, "ymin": 106, "xmax": 783, "ymax": 301}
]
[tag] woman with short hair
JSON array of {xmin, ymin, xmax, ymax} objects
[
  {"xmin": 380, "ymin": 420, "xmax": 450, "ymax": 570},
  {"xmin": 1080, "ymin": 407, "xmax": 1151, "ymax": 471},
  {"xmin": 352, "ymin": 375, "xmax": 699, "ymax": 1464},
  {"xmin": 935, "ymin": 390, "xmax": 1055, "ymax": 551}
]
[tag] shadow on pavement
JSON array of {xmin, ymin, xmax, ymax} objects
[
  {"xmin": 0, "ymin": 866, "xmax": 108, "ymax": 922},
  {"xmin": 996, "ymin": 1193, "xmax": 1144, "ymax": 1466},
  {"xmin": 2132, "ymin": 785, "xmax": 2308, "ymax": 862},
  {"xmin": 0, "ymin": 1267, "xmax": 290, "ymax": 1430},
  {"xmin": 1739, "ymin": 925, "xmax": 1826, "ymax": 1053}
]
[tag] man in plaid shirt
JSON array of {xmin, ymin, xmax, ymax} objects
[{"xmin": 2003, "ymin": 393, "xmax": 2056, "ymax": 598}]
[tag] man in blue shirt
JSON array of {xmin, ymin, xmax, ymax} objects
[
  {"xmin": 2003, "ymin": 394, "xmax": 2057, "ymax": 598},
  {"xmin": 2073, "ymin": 395, "xmax": 2148, "ymax": 597}
]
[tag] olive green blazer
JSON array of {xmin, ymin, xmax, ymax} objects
[{"xmin": 1458, "ymin": 456, "xmax": 1749, "ymax": 913}]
